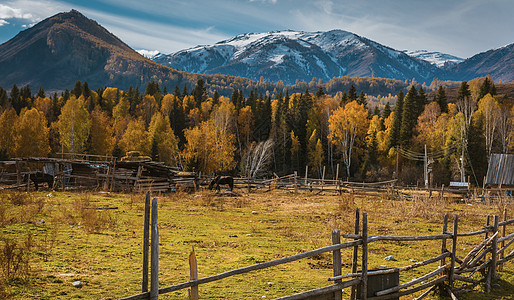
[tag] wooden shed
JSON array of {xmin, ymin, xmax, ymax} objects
[{"xmin": 485, "ymin": 154, "xmax": 514, "ymax": 188}]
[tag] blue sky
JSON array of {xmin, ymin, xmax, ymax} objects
[{"xmin": 0, "ymin": 0, "xmax": 513, "ymax": 58}]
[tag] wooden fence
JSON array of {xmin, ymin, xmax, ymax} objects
[{"xmin": 120, "ymin": 193, "xmax": 513, "ymax": 300}]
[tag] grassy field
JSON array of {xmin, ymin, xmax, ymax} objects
[{"xmin": 0, "ymin": 188, "xmax": 513, "ymax": 299}]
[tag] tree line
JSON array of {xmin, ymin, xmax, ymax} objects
[{"xmin": 0, "ymin": 76, "xmax": 512, "ymax": 186}]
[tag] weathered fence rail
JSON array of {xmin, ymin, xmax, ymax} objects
[{"xmin": 120, "ymin": 195, "xmax": 513, "ymax": 300}]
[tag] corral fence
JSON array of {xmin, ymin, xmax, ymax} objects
[
  {"xmin": 120, "ymin": 193, "xmax": 513, "ymax": 300},
  {"xmin": 0, "ymin": 156, "xmax": 196, "ymax": 193}
]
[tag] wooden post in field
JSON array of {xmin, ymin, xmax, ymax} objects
[
  {"xmin": 499, "ymin": 209, "xmax": 507, "ymax": 271},
  {"xmin": 440, "ymin": 214, "xmax": 449, "ymax": 268},
  {"xmin": 110, "ymin": 158, "xmax": 117, "ymax": 192},
  {"xmin": 16, "ymin": 160, "xmax": 21, "ymax": 185},
  {"xmin": 361, "ymin": 213, "xmax": 368, "ymax": 300},
  {"xmin": 485, "ymin": 215, "xmax": 491, "ymax": 239},
  {"xmin": 332, "ymin": 229, "xmax": 342, "ymax": 300},
  {"xmin": 350, "ymin": 209, "xmax": 360, "ymax": 300},
  {"xmin": 336, "ymin": 164, "xmax": 340, "ymax": 194},
  {"xmin": 150, "ymin": 198, "xmax": 159, "ymax": 300},
  {"xmin": 142, "ymin": 192, "xmax": 151, "ymax": 293},
  {"xmin": 449, "ymin": 215, "xmax": 458, "ymax": 289},
  {"xmin": 294, "ymin": 171, "xmax": 298, "ymax": 194},
  {"xmin": 26, "ymin": 173, "xmax": 30, "ymax": 192},
  {"xmin": 486, "ymin": 215, "xmax": 499, "ymax": 293},
  {"xmin": 305, "ymin": 165, "xmax": 308, "ymax": 186},
  {"xmin": 440, "ymin": 184, "xmax": 444, "ymax": 202},
  {"xmin": 189, "ymin": 246, "xmax": 199, "ymax": 300},
  {"xmin": 321, "ymin": 166, "xmax": 326, "ymax": 191}
]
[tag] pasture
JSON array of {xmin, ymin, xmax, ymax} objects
[{"xmin": 0, "ymin": 189, "xmax": 513, "ymax": 299}]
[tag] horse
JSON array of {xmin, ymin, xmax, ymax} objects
[
  {"xmin": 22, "ymin": 171, "xmax": 54, "ymax": 191},
  {"xmin": 208, "ymin": 175, "xmax": 234, "ymax": 191}
]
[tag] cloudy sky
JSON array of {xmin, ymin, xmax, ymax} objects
[{"xmin": 0, "ymin": 0, "xmax": 513, "ymax": 58}]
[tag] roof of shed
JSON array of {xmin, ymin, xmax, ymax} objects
[{"xmin": 485, "ymin": 154, "xmax": 514, "ymax": 186}]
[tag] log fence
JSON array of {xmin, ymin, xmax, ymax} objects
[{"xmin": 120, "ymin": 194, "xmax": 513, "ymax": 300}]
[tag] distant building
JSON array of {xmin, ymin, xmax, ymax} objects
[{"xmin": 485, "ymin": 154, "xmax": 514, "ymax": 188}]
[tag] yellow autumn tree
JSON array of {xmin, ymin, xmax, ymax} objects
[
  {"xmin": 15, "ymin": 108, "xmax": 50, "ymax": 157},
  {"xmin": 89, "ymin": 107, "xmax": 114, "ymax": 156},
  {"xmin": 0, "ymin": 108, "xmax": 18, "ymax": 157},
  {"xmin": 329, "ymin": 100, "xmax": 369, "ymax": 177},
  {"xmin": 56, "ymin": 96, "xmax": 91, "ymax": 154},
  {"xmin": 120, "ymin": 117, "xmax": 150, "ymax": 155},
  {"xmin": 148, "ymin": 112, "xmax": 180, "ymax": 166},
  {"xmin": 137, "ymin": 95, "xmax": 158, "ymax": 127},
  {"xmin": 475, "ymin": 94, "xmax": 500, "ymax": 158},
  {"xmin": 238, "ymin": 105, "xmax": 254, "ymax": 148},
  {"xmin": 416, "ymin": 102, "xmax": 442, "ymax": 151},
  {"xmin": 182, "ymin": 119, "xmax": 236, "ymax": 173},
  {"xmin": 307, "ymin": 130, "xmax": 324, "ymax": 176},
  {"xmin": 33, "ymin": 96, "xmax": 52, "ymax": 124}
]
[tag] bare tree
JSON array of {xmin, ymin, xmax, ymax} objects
[{"xmin": 243, "ymin": 139, "xmax": 274, "ymax": 179}]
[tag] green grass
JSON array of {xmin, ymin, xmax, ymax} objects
[{"xmin": 0, "ymin": 190, "xmax": 512, "ymax": 299}]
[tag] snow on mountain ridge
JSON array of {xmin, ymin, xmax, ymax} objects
[
  {"xmin": 154, "ymin": 29, "xmax": 441, "ymax": 84},
  {"xmin": 404, "ymin": 50, "xmax": 464, "ymax": 67}
]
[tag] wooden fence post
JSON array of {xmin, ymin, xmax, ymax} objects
[
  {"xmin": 449, "ymin": 215, "xmax": 458, "ymax": 289},
  {"xmin": 440, "ymin": 184, "xmax": 444, "ymax": 202},
  {"xmin": 142, "ymin": 192, "xmax": 151, "ymax": 293},
  {"xmin": 189, "ymin": 246, "xmax": 199, "ymax": 300},
  {"xmin": 332, "ymin": 229, "xmax": 342, "ymax": 300},
  {"xmin": 499, "ymin": 209, "xmax": 507, "ymax": 271},
  {"xmin": 294, "ymin": 171, "xmax": 298, "ymax": 194},
  {"xmin": 361, "ymin": 212, "xmax": 368, "ymax": 300},
  {"xmin": 486, "ymin": 215, "xmax": 499, "ymax": 293},
  {"xmin": 26, "ymin": 173, "xmax": 30, "ymax": 192},
  {"xmin": 350, "ymin": 209, "xmax": 360, "ymax": 300},
  {"xmin": 150, "ymin": 198, "xmax": 159, "ymax": 300},
  {"xmin": 440, "ymin": 214, "xmax": 449, "ymax": 268},
  {"xmin": 305, "ymin": 165, "xmax": 308, "ymax": 186},
  {"xmin": 16, "ymin": 160, "xmax": 21, "ymax": 186},
  {"xmin": 485, "ymin": 215, "xmax": 491, "ymax": 239}
]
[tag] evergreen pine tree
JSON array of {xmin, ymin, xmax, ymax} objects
[
  {"xmin": 182, "ymin": 84, "xmax": 188, "ymax": 97},
  {"xmin": 82, "ymin": 82, "xmax": 91, "ymax": 99},
  {"xmin": 399, "ymin": 86, "xmax": 418, "ymax": 148},
  {"xmin": 37, "ymin": 86, "xmax": 46, "ymax": 98},
  {"xmin": 373, "ymin": 106, "xmax": 380, "ymax": 116},
  {"xmin": 348, "ymin": 84, "xmax": 357, "ymax": 101},
  {"xmin": 383, "ymin": 102, "xmax": 392, "ymax": 118},
  {"xmin": 315, "ymin": 86, "xmax": 324, "ymax": 98},
  {"xmin": 162, "ymin": 86, "xmax": 168, "ymax": 95},
  {"xmin": 191, "ymin": 79, "xmax": 207, "ymax": 107},
  {"xmin": 435, "ymin": 86, "xmax": 448, "ymax": 113},
  {"xmin": 10, "ymin": 84, "xmax": 21, "ymax": 113},
  {"xmin": 416, "ymin": 87, "xmax": 427, "ymax": 116},
  {"xmin": 72, "ymin": 80, "xmax": 82, "ymax": 98},
  {"xmin": 0, "ymin": 87, "xmax": 8, "ymax": 110},
  {"xmin": 174, "ymin": 85, "xmax": 181, "ymax": 100},
  {"xmin": 358, "ymin": 91, "xmax": 367, "ymax": 107}
]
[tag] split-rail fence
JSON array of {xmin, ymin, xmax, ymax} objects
[{"xmin": 120, "ymin": 193, "xmax": 513, "ymax": 300}]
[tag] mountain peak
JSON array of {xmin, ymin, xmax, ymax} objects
[{"xmin": 155, "ymin": 29, "xmax": 439, "ymax": 84}]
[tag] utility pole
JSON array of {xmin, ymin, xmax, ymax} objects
[
  {"xmin": 460, "ymin": 141, "xmax": 465, "ymax": 183},
  {"xmin": 424, "ymin": 144, "xmax": 428, "ymax": 188}
]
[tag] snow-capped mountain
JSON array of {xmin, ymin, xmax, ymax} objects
[
  {"xmin": 403, "ymin": 50, "xmax": 464, "ymax": 68},
  {"xmin": 155, "ymin": 30, "xmax": 440, "ymax": 84},
  {"xmin": 136, "ymin": 49, "xmax": 165, "ymax": 60}
]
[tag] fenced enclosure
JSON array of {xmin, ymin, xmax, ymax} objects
[{"xmin": 120, "ymin": 193, "xmax": 513, "ymax": 300}]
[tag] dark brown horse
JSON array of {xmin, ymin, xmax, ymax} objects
[
  {"xmin": 23, "ymin": 171, "xmax": 54, "ymax": 191},
  {"xmin": 209, "ymin": 175, "xmax": 234, "ymax": 191}
]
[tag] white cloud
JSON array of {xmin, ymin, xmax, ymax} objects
[
  {"xmin": 0, "ymin": 19, "xmax": 9, "ymax": 26},
  {"xmin": 80, "ymin": 9, "xmax": 230, "ymax": 53},
  {"xmin": 0, "ymin": 4, "xmax": 33, "ymax": 20}
]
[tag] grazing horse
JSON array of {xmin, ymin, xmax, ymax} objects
[
  {"xmin": 23, "ymin": 171, "xmax": 54, "ymax": 191},
  {"xmin": 208, "ymin": 175, "xmax": 234, "ymax": 191}
]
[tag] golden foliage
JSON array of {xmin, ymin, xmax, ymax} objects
[{"xmin": 15, "ymin": 108, "xmax": 50, "ymax": 157}]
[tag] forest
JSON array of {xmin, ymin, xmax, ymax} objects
[{"xmin": 0, "ymin": 76, "xmax": 512, "ymax": 186}]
